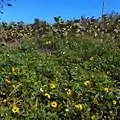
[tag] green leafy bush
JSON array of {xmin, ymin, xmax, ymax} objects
[
  {"xmin": 0, "ymin": 34, "xmax": 120, "ymax": 119},
  {"xmin": 0, "ymin": 12, "xmax": 120, "ymax": 119}
]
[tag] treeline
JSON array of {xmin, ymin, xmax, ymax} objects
[{"xmin": 0, "ymin": 12, "xmax": 120, "ymax": 43}]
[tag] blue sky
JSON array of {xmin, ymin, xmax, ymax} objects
[{"xmin": 1, "ymin": 0, "xmax": 120, "ymax": 23}]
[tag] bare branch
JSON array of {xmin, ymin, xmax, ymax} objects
[{"xmin": 102, "ymin": 0, "xmax": 105, "ymax": 18}]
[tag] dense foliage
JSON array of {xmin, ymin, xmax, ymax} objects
[
  {"xmin": 0, "ymin": 12, "xmax": 120, "ymax": 43},
  {"xmin": 0, "ymin": 13, "xmax": 120, "ymax": 119}
]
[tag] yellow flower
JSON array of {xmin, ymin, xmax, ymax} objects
[
  {"xmin": 44, "ymin": 93, "xmax": 51, "ymax": 99},
  {"xmin": 104, "ymin": 87, "xmax": 109, "ymax": 93},
  {"xmin": 66, "ymin": 41, "xmax": 69, "ymax": 44},
  {"xmin": 91, "ymin": 115, "xmax": 96, "ymax": 120},
  {"xmin": 90, "ymin": 57, "xmax": 94, "ymax": 61},
  {"xmin": 7, "ymin": 54, "xmax": 11, "ymax": 57},
  {"xmin": 77, "ymin": 92, "xmax": 82, "ymax": 98},
  {"xmin": 12, "ymin": 105, "xmax": 19, "ymax": 113},
  {"xmin": 75, "ymin": 104, "xmax": 83, "ymax": 111},
  {"xmin": 5, "ymin": 79, "xmax": 11, "ymax": 84},
  {"xmin": 12, "ymin": 67, "xmax": 15, "ymax": 73},
  {"xmin": 84, "ymin": 80, "xmax": 90, "ymax": 86},
  {"xmin": 50, "ymin": 84, "xmax": 56, "ymax": 89},
  {"xmin": 113, "ymin": 100, "xmax": 117, "ymax": 105},
  {"xmin": 50, "ymin": 101, "xmax": 57, "ymax": 108},
  {"xmin": 3, "ymin": 99, "xmax": 7, "ymax": 103},
  {"xmin": 67, "ymin": 89, "xmax": 72, "ymax": 95},
  {"xmin": 45, "ymin": 41, "xmax": 51, "ymax": 44},
  {"xmin": 65, "ymin": 108, "xmax": 69, "ymax": 112},
  {"xmin": 12, "ymin": 85, "xmax": 16, "ymax": 88},
  {"xmin": 32, "ymin": 42, "xmax": 35, "ymax": 45},
  {"xmin": 106, "ymin": 71, "xmax": 110, "ymax": 75},
  {"xmin": 93, "ymin": 97, "xmax": 98, "ymax": 105}
]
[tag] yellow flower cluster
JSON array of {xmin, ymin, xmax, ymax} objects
[
  {"xmin": 5, "ymin": 79, "xmax": 11, "ymax": 84},
  {"xmin": 45, "ymin": 41, "xmax": 51, "ymax": 45}
]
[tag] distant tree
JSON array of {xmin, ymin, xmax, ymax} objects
[{"xmin": 0, "ymin": 0, "xmax": 12, "ymax": 14}]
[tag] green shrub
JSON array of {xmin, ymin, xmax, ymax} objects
[{"xmin": 0, "ymin": 36, "xmax": 120, "ymax": 119}]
